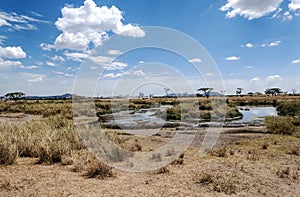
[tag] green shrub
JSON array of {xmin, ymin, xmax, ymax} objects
[
  {"xmin": 200, "ymin": 112, "xmax": 211, "ymax": 120},
  {"xmin": 292, "ymin": 117, "xmax": 300, "ymax": 126},
  {"xmin": 276, "ymin": 100, "xmax": 300, "ymax": 117},
  {"xmin": 226, "ymin": 107, "xmax": 243, "ymax": 119},
  {"xmin": 166, "ymin": 106, "xmax": 181, "ymax": 120},
  {"xmin": 265, "ymin": 116, "xmax": 296, "ymax": 135}
]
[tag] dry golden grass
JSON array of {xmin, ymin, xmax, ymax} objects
[{"xmin": 0, "ymin": 115, "xmax": 82, "ymax": 165}]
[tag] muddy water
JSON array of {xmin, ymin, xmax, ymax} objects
[{"xmin": 101, "ymin": 106, "xmax": 278, "ymax": 128}]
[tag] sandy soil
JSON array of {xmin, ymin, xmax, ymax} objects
[{"xmin": 0, "ymin": 127, "xmax": 299, "ymax": 196}]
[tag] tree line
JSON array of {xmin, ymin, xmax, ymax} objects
[
  {"xmin": 0, "ymin": 92, "xmax": 25, "ymax": 101},
  {"xmin": 197, "ymin": 87, "xmax": 298, "ymax": 98}
]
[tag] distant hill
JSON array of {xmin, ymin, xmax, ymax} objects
[{"xmin": 26, "ymin": 93, "xmax": 72, "ymax": 100}]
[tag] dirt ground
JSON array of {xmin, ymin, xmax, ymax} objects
[
  {"xmin": 0, "ymin": 127, "xmax": 299, "ymax": 197},
  {"xmin": 0, "ymin": 113, "xmax": 41, "ymax": 123}
]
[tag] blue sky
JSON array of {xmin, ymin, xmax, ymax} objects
[{"xmin": 1, "ymin": 0, "xmax": 300, "ymax": 96}]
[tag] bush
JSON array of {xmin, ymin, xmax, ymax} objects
[
  {"xmin": 73, "ymin": 150, "xmax": 113, "ymax": 179},
  {"xmin": 196, "ymin": 173, "xmax": 214, "ymax": 185},
  {"xmin": 200, "ymin": 112, "xmax": 211, "ymax": 120},
  {"xmin": 166, "ymin": 106, "xmax": 181, "ymax": 120},
  {"xmin": 226, "ymin": 107, "xmax": 243, "ymax": 119},
  {"xmin": 195, "ymin": 172, "xmax": 237, "ymax": 195},
  {"xmin": 212, "ymin": 147, "xmax": 227, "ymax": 157},
  {"xmin": 292, "ymin": 117, "xmax": 300, "ymax": 126},
  {"xmin": 0, "ymin": 143, "xmax": 17, "ymax": 165},
  {"xmin": 276, "ymin": 101, "xmax": 300, "ymax": 117},
  {"xmin": 85, "ymin": 160, "xmax": 113, "ymax": 179},
  {"xmin": 265, "ymin": 116, "xmax": 296, "ymax": 135}
]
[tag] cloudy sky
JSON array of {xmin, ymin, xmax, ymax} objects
[{"xmin": 1, "ymin": 0, "xmax": 300, "ymax": 96}]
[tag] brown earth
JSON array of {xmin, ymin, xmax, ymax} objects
[{"xmin": 0, "ymin": 127, "xmax": 299, "ymax": 196}]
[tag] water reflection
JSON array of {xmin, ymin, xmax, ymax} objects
[{"xmin": 236, "ymin": 106, "xmax": 277, "ymax": 123}]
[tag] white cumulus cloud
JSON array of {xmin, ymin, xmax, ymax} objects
[
  {"xmin": 267, "ymin": 74, "xmax": 282, "ymax": 84},
  {"xmin": 283, "ymin": 11, "xmax": 293, "ymax": 20},
  {"xmin": 292, "ymin": 59, "xmax": 300, "ymax": 64},
  {"xmin": 220, "ymin": 0, "xmax": 283, "ymax": 20},
  {"xmin": 88, "ymin": 55, "xmax": 128, "ymax": 70},
  {"xmin": 51, "ymin": 55, "xmax": 65, "ymax": 62},
  {"xmin": 245, "ymin": 43, "xmax": 253, "ymax": 48},
  {"xmin": 108, "ymin": 49, "xmax": 122, "ymax": 55},
  {"xmin": 40, "ymin": 43, "xmax": 55, "ymax": 51},
  {"xmin": 64, "ymin": 73, "xmax": 74, "ymax": 77},
  {"xmin": 225, "ymin": 56, "xmax": 240, "ymax": 61},
  {"xmin": 103, "ymin": 72, "xmax": 124, "ymax": 78},
  {"xmin": 24, "ymin": 73, "xmax": 46, "ymax": 83},
  {"xmin": 261, "ymin": 40, "xmax": 281, "ymax": 47},
  {"xmin": 53, "ymin": 71, "xmax": 64, "ymax": 75},
  {"xmin": 107, "ymin": 62, "xmax": 128, "ymax": 70},
  {"xmin": 54, "ymin": 0, "xmax": 145, "ymax": 51},
  {"xmin": 0, "ymin": 58, "xmax": 22, "ymax": 67},
  {"xmin": 46, "ymin": 61, "xmax": 56, "ymax": 67},
  {"xmin": 0, "ymin": 18, "xmax": 10, "ymax": 27},
  {"xmin": 132, "ymin": 70, "xmax": 146, "ymax": 77},
  {"xmin": 103, "ymin": 69, "xmax": 145, "ymax": 78},
  {"xmin": 289, "ymin": 0, "xmax": 300, "ymax": 11},
  {"xmin": 0, "ymin": 46, "xmax": 26, "ymax": 58},
  {"xmin": 250, "ymin": 77, "xmax": 261, "ymax": 83},
  {"xmin": 28, "ymin": 77, "xmax": 44, "ymax": 83},
  {"xmin": 269, "ymin": 40, "xmax": 281, "ymax": 47},
  {"xmin": 64, "ymin": 52, "xmax": 89, "ymax": 62},
  {"xmin": 19, "ymin": 65, "xmax": 40, "ymax": 69},
  {"xmin": 188, "ymin": 58, "xmax": 202, "ymax": 63}
]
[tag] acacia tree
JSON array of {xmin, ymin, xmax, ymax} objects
[
  {"xmin": 4, "ymin": 92, "xmax": 25, "ymax": 101},
  {"xmin": 236, "ymin": 88, "xmax": 243, "ymax": 96},
  {"xmin": 265, "ymin": 88, "xmax": 282, "ymax": 96},
  {"xmin": 164, "ymin": 88, "xmax": 170, "ymax": 97},
  {"xmin": 197, "ymin": 88, "xmax": 213, "ymax": 98}
]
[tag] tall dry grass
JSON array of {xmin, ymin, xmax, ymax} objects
[
  {"xmin": 0, "ymin": 112, "xmax": 114, "ymax": 178},
  {"xmin": 0, "ymin": 115, "xmax": 82, "ymax": 164}
]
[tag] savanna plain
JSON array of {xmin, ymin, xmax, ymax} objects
[{"xmin": 0, "ymin": 95, "xmax": 299, "ymax": 196}]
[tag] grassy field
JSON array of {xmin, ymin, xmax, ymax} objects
[{"xmin": 0, "ymin": 96, "xmax": 299, "ymax": 196}]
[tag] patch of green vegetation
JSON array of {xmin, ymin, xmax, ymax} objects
[
  {"xmin": 198, "ymin": 100, "xmax": 213, "ymax": 110},
  {"xmin": 265, "ymin": 116, "xmax": 296, "ymax": 135},
  {"xmin": 166, "ymin": 105, "xmax": 181, "ymax": 120},
  {"xmin": 234, "ymin": 99, "xmax": 277, "ymax": 106},
  {"xmin": 276, "ymin": 100, "xmax": 300, "ymax": 117},
  {"xmin": 226, "ymin": 107, "xmax": 243, "ymax": 119}
]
